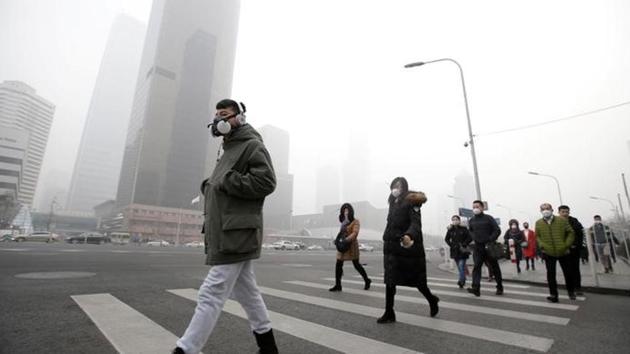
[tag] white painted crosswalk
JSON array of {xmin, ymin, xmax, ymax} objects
[{"xmin": 70, "ymin": 276, "xmax": 586, "ymax": 353}]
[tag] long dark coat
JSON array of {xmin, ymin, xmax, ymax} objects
[
  {"xmin": 445, "ymin": 225, "xmax": 472, "ymax": 260},
  {"xmin": 504, "ymin": 230, "xmax": 525, "ymax": 261},
  {"xmin": 382, "ymin": 191, "xmax": 427, "ymax": 287}
]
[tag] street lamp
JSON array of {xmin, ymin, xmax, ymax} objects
[
  {"xmin": 405, "ymin": 58, "xmax": 482, "ymax": 201},
  {"xmin": 589, "ymin": 196, "xmax": 619, "ymax": 219},
  {"xmin": 528, "ymin": 171, "xmax": 563, "ymax": 205}
]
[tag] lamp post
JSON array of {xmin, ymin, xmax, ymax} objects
[
  {"xmin": 528, "ymin": 171, "xmax": 563, "ymax": 205},
  {"xmin": 589, "ymin": 196, "xmax": 619, "ymax": 220},
  {"xmin": 405, "ymin": 58, "xmax": 482, "ymax": 201}
]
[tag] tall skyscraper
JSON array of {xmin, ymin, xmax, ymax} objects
[
  {"xmin": 342, "ymin": 136, "xmax": 370, "ymax": 203},
  {"xmin": 66, "ymin": 15, "xmax": 146, "ymax": 212},
  {"xmin": 116, "ymin": 0, "xmax": 240, "ymax": 210},
  {"xmin": 0, "ymin": 80, "xmax": 55, "ymax": 206},
  {"xmin": 0, "ymin": 126, "xmax": 28, "ymax": 199},
  {"xmin": 258, "ymin": 125, "xmax": 293, "ymax": 229}
]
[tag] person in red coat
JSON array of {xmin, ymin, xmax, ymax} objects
[{"xmin": 522, "ymin": 221, "xmax": 538, "ymax": 270}]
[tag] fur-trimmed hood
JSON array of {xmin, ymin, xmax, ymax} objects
[{"xmin": 406, "ymin": 191, "xmax": 427, "ymax": 206}]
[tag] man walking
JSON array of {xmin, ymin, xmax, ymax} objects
[
  {"xmin": 558, "ymin": 205, "xmax": 585, "ymax": 295},
  {"xmin": 535, "ymin": 203, "xmax": 576, "ymax": 303},
  {"xmin": 174, "ymin": 99, "xmax": 278, "ymax": 354},
  {"xmin": 467, "ymin": 200, "xmax": 503, "ymax": 297},
  {"xmin": 587, "ymin": 215, "xmax": 619, "ymax": 273}
]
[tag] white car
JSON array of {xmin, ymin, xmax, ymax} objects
[
  {"xmin": 261, "ymin": 243, "xmax": 276, "ymax": 250},
  {"xmin": 359, "ymin": 243, "xmax": 374, "ymax": 252},
  {"xmin": 272, "ymin": 240, "xmax": 300, "ymax": 250},
  {"xmin": 184, "ymin": 241, "xmax": 204, "ymax": 248},
  {"xmin": 147, "ymin": 240, "xmax": 170, "ymax": 247},
  {"xmin": 14, "ymin": 232, "xmax": 59, "ymax": 243},
  {"xmin": 306, "ymin": 244, "xmax": 324, "ymax": 251}
]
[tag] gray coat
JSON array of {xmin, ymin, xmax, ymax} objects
[{"xmin": 201, "ymin": 124, "xmax": 276, "ymax": 265}]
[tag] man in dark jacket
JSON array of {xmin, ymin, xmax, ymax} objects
[
  {"xmin": 467, "ymin": 200, "xmax": 503, "ymax": 297},
  {"xmin": 558, "ymin": 205, "xmax": 585, "ymax": 295},
  {"xmin": 174, "ymin": 99, "xmax": 278, "ymax": 354}
]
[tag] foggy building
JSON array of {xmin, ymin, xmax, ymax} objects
[
  {"xmin": 258, "ymin": 125, "xmax": 293, "ymax": 230},
  {"xmin": 116, "ymin": 0, "xmax": 240, "ymax": 211},
  {"xmin": 0, "ymin": 80, "xmax": 55, "ymax": 206},
  {"xmin": 0, "ymin": 127, "xmax": 28, "ymax": 200},
  {"xmin": 342, "ymin": 137, "xmax": 370, "ymax": 203},
  {"xmin": 452, "ymin": 170, "xmax": 476, "ymax": 210},
  {"xmin": 316, "ymin": 164, "xmax": 340, "ymax": 212},
  {"xmin": 66, "ymin": 15, "xmax": 146, "ymax": 213}
]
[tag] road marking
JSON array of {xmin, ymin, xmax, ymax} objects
[
  {"xmin": 111, "ymin": 250, "xmax": 133, "ymax": 253},
  {"xmin": 280, "ymin": 263, "xmax": 312, "ymax": 267},
  {"xmin": 60, "ymin": 249, "xmax": 85, "ymax": 252},
  {"xmin": 251, "ymin": 286, "xmax": 554, "ymax": 352},
  {"xmin": 168, "ymin": 289, "xmax": 421, "ymax": 354},
  {"xmin": 326, "ymin": 278, "xmax": 579, "ymax": 311},
  {"xmin": 359, "ymin": 276, "xmax": 585, "ymax": 301},
  {"xmin": 71, "ymin": 293, "xmax": 184, "ymax": 354},
  {"xmin": 358, "ymin": 275, "xmax": 531, "ymax": 289},
  {"xmin": 287, "ymin": 281, "xmax": 570, "ymax": 325},
  {"xmin": 0, "ymin": 248, "xmax": 29, "ymax": 251}
]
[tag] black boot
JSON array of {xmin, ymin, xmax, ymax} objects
[
  {"xmin": 377, "ymin": 310, "xmax": 396, "ymax": 324},
  {"xmin": 467, "ymin": 287, "xmax": 480, "ymax": 297},
  {"xmin": 377, "ymin": 285, "xmax": 396, "ymax": 323},
  {"xmin": 172, "ymin": 347, "xmax": 185, "ymax": 354},
  {"xmin": 429, "ymin": 295, "xmax": 440, "ymax": 317},
  {"xmin": 418, "ymin": 285, "xmax": 439, "ymax": 317},
  {"xmin": 352, "ymin": 260, "xmax": 371, "ymax": 290},
  {"xmin": 329, "ymin": 260, "xmax": 343, "ymax": 291},
  {"xmin": 254, "ymin": 329, "xmax": 279, "ymax": 354}
]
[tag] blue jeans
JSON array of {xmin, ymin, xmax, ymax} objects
[{"xmin": 456, "ymin": 258, "xmax": 467, "ymax": 283}]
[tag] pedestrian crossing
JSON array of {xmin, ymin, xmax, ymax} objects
[{"xmin": 70, "ymin": 275, "xmax": 587, "ymax": 353}]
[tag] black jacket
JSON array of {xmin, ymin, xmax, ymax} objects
[
  {"xmin": 504, "ymin": 230, "xmax": 525, "ymax": 260},
  {"xmin": 567, "ymin": 216, "xmax": 584, "ymax": 250},
  {"xmin": 445, "ymin": 225, "xmax": 472, "ymax": 259},
  {"xmin": 382, "ymin": 191, "xmax": 427, "ymax": 287},
  {"xmin": 468, "ymin": 213, "xmax": 501, "ymax": 244}
]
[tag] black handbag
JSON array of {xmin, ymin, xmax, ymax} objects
[
  {"xmin": 485, "ymin": 242, "xmax": 505, "ymax": 260},
  {"xmin": 335, "ymin": 230, "xmax": 351, "ymax": 253}
]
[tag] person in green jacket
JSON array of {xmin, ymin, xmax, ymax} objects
[
  {"xmin": 534, "ymin": 203, "xmax": 576, "ymax": 303},
  {"xmin": 174, "ymin": 99, "xmax": 278, "ymax": 354}
]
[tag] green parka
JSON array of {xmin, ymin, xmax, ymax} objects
[
  {"xmin": 534, "ymin": 216, "xmax": 575, "ymax": 258},
  {"xmin": 201, "ymin": 124, "xmax": 276, "ymax": 265}
]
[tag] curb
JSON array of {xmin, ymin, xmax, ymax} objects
[{"xmin": 436, "ymin": 263, "xmax": 630, "ymax": 296}]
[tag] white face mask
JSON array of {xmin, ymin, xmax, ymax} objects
[
  {"xmin": 542, "ymin": 210, "xmax": 553, "ymax": 218},
  {"xmin": 391, "ymin": 188, "xmax": 401, "ymax": 198},
  {"xmin": 511, "ymin": 225, "xmax": 517, "ymax": 230},
  {"xmin": 452, "ymin": 220, "xmax": 460, "ymax": 226},
  {"xmin": 472, "ymin": 208, "xmax": 482, "ymax": 215}
]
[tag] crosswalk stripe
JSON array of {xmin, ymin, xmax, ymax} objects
[
  {"xmin": 357, "ymin": 275, "xmax": 530, "ymax": 289},
  {"xmin": 71, "ymin": 293, "xmax": 184, "ymax": 354},
  {"xmin": 287, "ymin": 281, "xmax": 570, "ymax": 325},
  {"xmin": 60, "ymin": 249, "xmax": 85, "ymax": 252},
  {"xmin": 252, "ymin": 286, "xmax": 554, "ymax": 352},
  {"xmin": 326, "ymin": 278, "xmax": 579, "ymax": 311},
  {"xmin": 168, "ymin": 289, "xmax": 422, "ymax": 354}
]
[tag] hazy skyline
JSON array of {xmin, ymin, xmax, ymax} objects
[{"xmin": 1, "ymin": 0, "xmax": 629, "ymax": 236}]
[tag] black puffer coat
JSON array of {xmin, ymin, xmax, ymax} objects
[
  {"xmin": 445, "ymin": 225, "xmax": 472, "ymax": 260},
  {"xmin": 382, "ymin": 191, "xmax": 427, "ymax": 287}
]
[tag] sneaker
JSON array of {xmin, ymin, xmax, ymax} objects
[
  {"xmin": 546, "ymin": 296, "xmax": 559, "ymax": 303},
  {"xmin": 495, "ymin": 288, "xmax": 504, "ymax": 296},
  {"xmin": 376, "ymin": 311, "xmax": 396, "ymax": 324},
  {"xmin": 467, "ymin": 287, "xmax": 480, "ymax": 297}
]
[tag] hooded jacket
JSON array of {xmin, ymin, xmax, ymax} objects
[{"xmin": 201, "ymin": 124, "xmax": 276, "ymax": 265}]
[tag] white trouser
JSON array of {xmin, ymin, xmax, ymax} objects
[{"xmin": 176, "ymin": 260, "xmax": 272, "ymax": 354}]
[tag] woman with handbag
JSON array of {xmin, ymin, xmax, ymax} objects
[
  {"xmin": 445, "ymin": 215, "xmax": 473, "ymax": 288},
  {"xmin": 329, "ymin": 203, "xmax": 372, "ymax": 292},
  {"xmin": 504, "ymin": 219, "xmax": 526, "ymax": 273},
  {"xmin": 378, "ymin": 177, "xmax": 439, "ymax": 323}
]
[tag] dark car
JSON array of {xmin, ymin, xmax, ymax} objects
[{"xmin": 65, "ymin": 232, "xmax": 110, "ymax": 245}]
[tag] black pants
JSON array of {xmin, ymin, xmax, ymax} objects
[
  {"xmin": 525, "ymin": 257, "xmax": 536, "ymax": 270},
  {"xmin": 385, "ymin": 283, "xmax": 434, "ymax": 312},
  {"xmin": 544, "ymin": 254, "xmax": 574, "ymax": 297},
  {"xmin": 472, "ymin": 245, "xmax": 502, "ymax": 289},
  {"xmin": 334, "ymin": 259, "xmax": 369, "ymax": 285},
  {"xmin": 568, "ymin": 248, "xmax": 582, "ymax": 290}
]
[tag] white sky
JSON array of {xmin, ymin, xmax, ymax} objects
[{"xmin": 1, "ymin": 0, "xmax": 629, "ymax": 236}]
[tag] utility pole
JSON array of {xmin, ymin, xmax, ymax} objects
[
  {"xmin": 618, "ymin": 193, "xmax": 627, "ymax": 223},
  {"xmin": 622, "ymin": 173, "xmax": 630, "ymax": 215}
]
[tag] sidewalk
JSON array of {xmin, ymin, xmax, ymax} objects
[{"xmin": 438, "ymin": 257, "xmax": 630, "ymax": 295}]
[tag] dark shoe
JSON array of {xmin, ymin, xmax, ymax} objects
[
  {"xmin": 457, "ymin": 280, "xmax": 464, "ymax": 289},
  {"xmin": 377, "ymin": 311, "xmax": 396, "ymax": 324},
  {"xmin": 429, "ymin": 296, "xmax": 440, "ymax": 317},
  {"xmin": 546, "ymin": 296, "xmax": 559, "ymax": 303},
  {"xmin": 495, "ymin": 288, "xmax": 504, "ymax": 296},
  {"xmin": 568, "ymin": 292, "xmax": 577, "ymax": 300},
  {"xmin": 467, "ymin": 287, "xmax": 480, "ymax": 297},
  {"xmin": 254, "ymin": 329, "xmax": 279, "ymax": 354},
  {"xmin": 329, "ymin": 284, "xmax": 342, "ymax": 292},
  {"xmin": 364, "ymin": 278, "xmax": 372, "ymax": 290},
  {"xmin": 576, "ymin": 290, "xmax": 584, "ymax": 296},
  {"xmin": 172, "ymin": 347, "xmax": 185, "ymax": 354}
]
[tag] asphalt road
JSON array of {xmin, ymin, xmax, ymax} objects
[{"xmin": 1, "ymin": 242, "xmax": 629, "ymax": 354}]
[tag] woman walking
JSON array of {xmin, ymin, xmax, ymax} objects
[
  {"xmin": 329, "ymin": 203, "xmax": 372, "ymax": 292},
  {"xmin": 378, "ymin": 177, "xmax": 439, "ymax": 323},
  {"xmin": 522, "ymin": 221, "xmax": 538, "ymax": 270},
  {"xmin": 445, "ymin": 215, "xmax": 473, "ymax": 288},
  {"xmin": 504, "ymin": 219, "xmax": 526, "ymax": 273}
]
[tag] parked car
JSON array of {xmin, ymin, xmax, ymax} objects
[
  {"xmin": 1, "ymin": 233, "xmax": 15, "ymax": 242},
  {"xmin": 293, "ymin": 241, "xmax": 307, "ymax": 250},
  {"xmin": 359, "ymin": 243, "xmax": 374, "ymax": 252},
  {"xmin": 306, "ymin": 244, "xmax": 324, "ymax": 251},
  {"xmin": 261, "ymin": 243, "xmax": 276, "ymax": 250},
  {"xmin": 147, "ymin": 240, "xmax": 170, "ymax": 247},
  {"xmin": 272, "ymin": 240, "xmax": 300, "ymax": 250},
  {"xmin": 184, "ymin": 241, "xmax": 204, "ymax": 248},
  {"xmin": 14, "ymin": 232, "xmax": 59, "ymax": 243},
  {"xmin": 65, "ymin": 232, "xmax": 110, "ymax": 245}
]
